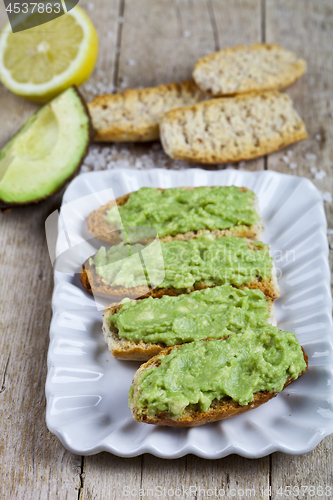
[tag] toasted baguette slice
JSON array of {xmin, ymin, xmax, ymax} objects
[
  {"xmin": 88, "ymin": 79, "xmax": 205, "ymax": 142},
  {"xmin": 80, "ymin": 238, "xmax": 280, "ymax": 302},
  {"xmin": 102, "ymin": 289, "xmax": 277, "ymax": 361},
  {"xmin": 129, "ymin": 338, "xmax": 308, "ymax": 427},
  {"xmin": 87, "ymin": 186, "xmax": 264, "ymax": 246},
  {"xmin": 193, "ymin": 43, "xmax": 306, "ymax": 96},
  {"xmin": 160, "ymin": 91, "xmax": 308, "ymax": 164}
]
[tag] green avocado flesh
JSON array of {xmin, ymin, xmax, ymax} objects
[
  {"xmin": 0, "ymin": 87, "xmax": 90, "ymax": 204},
  {"xmin": 111, "ymin": 286, "xmax": 271, "ymax": 346},
  {"xmin": 104, "ymin": 186, "xmax": 260, "ymax": 237},
  {"xmin": 89, "ymin": 234, "xmax": 272, "ymax": 290},
  {"xmin": 130, "ymin": 328, "xmax": 306, "ymax": 419}
]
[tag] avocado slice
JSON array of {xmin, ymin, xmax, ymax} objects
[{"xmin": 0, "ymin": 86, "xmax": 91, "ymax": 205}]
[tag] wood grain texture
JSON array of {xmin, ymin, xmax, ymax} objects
[
  {"xmin": 0, "ymin": 193, "xmax": 83, "ymax": 500},
  {"xmin": 265, "ymin": 1, "xmax": 333, "ymax": 497}
]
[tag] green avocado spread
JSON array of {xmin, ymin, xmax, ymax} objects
[
  {"xmin": 130, "ymin": 328, "xmax": 306, "ymax": 418},
  {"xmin": 111, "ymin": 286, "xmax": 270, "ymax": 346},
  {"xmin": 89, "ymin": 234, "xmax": 272, "ymax": 290},
  {"xmin": 104, "ymin": 186, "xmax": 260, "ymax": 237}
]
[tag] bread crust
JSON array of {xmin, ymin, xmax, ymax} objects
[
  {"xmin": 160, "ymin": 91, "xmax": 308, "ymax": 164},
  {"xmin": 88, "ymin": 79, "xmax": 205, "ymax": 142},
  {"xmin": 102, "ymin": 295, "xmax": 277, "ymax": 361},
  {"xmin": 86, "ymin": 186, "xmax": 264, "ymax": 246},
  {"xmin": 129, "ymin": 344, "xmax": 308, "ymax": 427},
  {"xmin": 193, "ymin": 43, "xmax": 306, "ymax": 97},
  {"xmin": 80, "ymin": 251, "xmax": 280, "ymax": 304}
]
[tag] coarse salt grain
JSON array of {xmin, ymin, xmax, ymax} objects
[
  {"xmin": 183, "ymin": 30, "xmax": 191, "ymax": 37},
  {"xmin": 281, "ymin": 156, "xmax": 289, "ymax": 164},
  {"xmin": 315, "ymin": 134, "xmax": 322, "ymax": 141},
  {"xmin": 238, "ymin": 161, "xmax": 246, "ymax": 168},
  {"xmin": 305, "ymin": 153, "xmax": 316, "ymax": 160},
  {"xmin": 320, "ymin": 191, "xmax": 332, "ymax": 203},
  {"xmin": 289, "ymin": 162, "xmax": 297, "ymax": 169},
  {"xmin": 287, "ymin": 150, "xmax": 293, "ymax": 156},
  {"xmin": 87, "ymin": 2, "xmax": 94, "ymax": 10},
  {"xmin": 314, "ymin": 170, "xmax": 327, "ymax": 180},
  {"xmin": 127, "ymin": 59, "xmax": 136, "ymax": 66},
  {"xmin": 310, "ymin": 167, "xmax": 317, "ymax": 174}
]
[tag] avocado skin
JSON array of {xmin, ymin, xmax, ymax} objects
[{"xmin": 0, "ymin": 86, "xmax": 93, "ymax": 208}]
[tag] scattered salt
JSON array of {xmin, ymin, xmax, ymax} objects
[
  {"xmin": 238, "ymin": 161, "xmax": 246, "ymax": 168},
  {"xmin": 314, "ymin": 170, "xmax": 327, "ymax": 180},
  {"xmin": 127, "ymin": 59, "xmax": 136, "ymax": 66},
  {"xmin": 315, "ymin": 133, "xmax": 322, "ymax": 141},
  {"xmin": 305, "ymin": 153, "xmax": 316, "ymax": 160},
  {"xmin": 287, "ymin": 150, "xmax": 293, "ymax": 156},
  {"xmin": 289, "ymin": 162, "xmax": 297, "ymax": 169},
  {"xmin": 119, "ymin": 78, "xmax": 129, "ymax": 89},
  {"xmin": 80, "ymin": 143, "xmax": 191, "ymax": 173},
  {"xmin": 118, "ymin": 16, "xmax": 124, "ymax": 23},
  {"xmin": 106, "ymin": 31, "xmax": 113, "ymax": 38},
  {"xmin": 87, "ymin": 2, "xmax": 94, "ymax": 10},
  {"xmin": 310, "ymin": 167, "xmax": 317, "ymax": 174},
  {"xmin": 281, "ymin": 155, "xmax": 289, "ymax": 164},
  {"xmin": 327, "ymin": 229, "xmax": 333, "ymax": 235},
  {"xmin": 183, "ymin": 30, "xmax": 191, "ymax": 38},
  {"xmin": 320, "ymin": 191, "xmax": 332, "ymax": 203}
]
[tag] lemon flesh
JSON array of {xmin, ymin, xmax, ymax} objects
[
  {"xmin": 0, "ymin": 87, "xmax": 91, "ymax": 204},
  {"xmin": 0, "ymin": 6, "xmax": 98, "ymax": 102}
]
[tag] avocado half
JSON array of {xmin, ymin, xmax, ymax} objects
[{"xmin": 0, "ymin": 86, "xmax": 92, "ymax": 206}]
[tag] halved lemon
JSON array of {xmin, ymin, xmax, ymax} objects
[{"xmin": 0, "ymin": 5, "xmax": 98, "ymax": 103}]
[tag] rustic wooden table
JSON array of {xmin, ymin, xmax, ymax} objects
[{"xmin": 0, "ymin": 0, "xmax": 332, "ymax": 498}]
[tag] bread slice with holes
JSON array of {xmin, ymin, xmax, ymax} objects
[
  {"xmin": 193, "ymin": 43, "xmax": 306, "ymax": 96},
  {"xmin": 129, "ymin": 333, "xmax": 308, "ymax": 427},
  {"xmin": 80, "ymin": 235, "xmax": 280, "ymax": 302},
  {"xmin": 102, "ymin": 286, "xmax": 277, "ymax": 361},
  {"xmin": 88, "ymin": 79, "xmax": 206, "ymax": 142},
  {"xmin": 87, "ymin": 186, "xmax": 264, "ymax": 246},
  {"xmin": 160, "ymin": 91, "xmax": 307, "ymax": 164}
]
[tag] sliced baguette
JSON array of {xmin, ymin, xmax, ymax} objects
[
  {"xmin": 102, "ymin": 293, "xmax": 277, "ymax": 361},
  {"xmin": 80, "ymin": 239, "xmax": 280, "ymax": 302},
  {"xmin": 160, "ymin": 91, "xmax": 308, "ymax": 164},
  {"xmin": 129, "ymin": 341, "xmax": 308, "ymax": 427},
  {"xmin": 87, "ymin": 186, "xmax": 264, "ymax": 246},
  {"xmin": 193, "ymin": 43, "xmax": 306, "ymax": 97},
  {"xmin": 88, "ymin": 79, "xmax": 205, "ymax": 142}
]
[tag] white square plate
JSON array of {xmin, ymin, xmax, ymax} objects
[{"xmin": 46, "ymin": 168, "xmax": 333, "ymax": 458}]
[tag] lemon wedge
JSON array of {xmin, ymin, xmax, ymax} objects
[{"xmin": 0, "ymin": 5, "xmax": 98, "ymax": 103}]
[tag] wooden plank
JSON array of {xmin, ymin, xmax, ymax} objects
[
  {"xmin": 0, "ymin": 192, "xmax": 84, "ymax": 500},
  {"xmin": 80, "ymin": 453, "xmax": 142, "ymax": 500},
  {"xmin": 265, "ymin": 1, "xmax": 333, "ymax": 498},
  {"xmin": 0, "ymin": 1, "xmax": 119, "ymax": 499}
]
